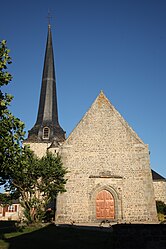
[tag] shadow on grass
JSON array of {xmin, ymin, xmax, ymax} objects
[
  {"xmin": 1, "ymin": 223, "xmax": 166, "ymax": 249},
  {"xmin": 0, "ymin": 221, "xmax": 18, "ymax": 234},
  {"xmin": 5, "ymin": 224, "xmax": 113, "ymax": 249}
]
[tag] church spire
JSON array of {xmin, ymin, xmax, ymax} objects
[{"xmin": 26, "ymin": 24, "xmax": 65, "ymax": 143}]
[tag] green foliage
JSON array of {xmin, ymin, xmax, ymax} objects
[
  {"xmin": 156, "ymin": 200, "xmax": 166, "ymax": 215},
  {"xmin": 39, "ymin": 152, "xmax": 67, "ymax": 198},
  {"xmin": 19, "ymin": 151, "xmax": 67, "ymax": 224},
  {"xmin": 0, "ymin": 40, "xmax": 12, "ymax": 86},
  {"xmin": 0, "ymin": 40, "xmax": 67, "ymax": 224},
  {"xmin": 1, "ymin": 148, "xmax": 67, "ymax": 224},
  {"xmin": 0, "ymin": 40, "xmax": 25, "ymax": 182},
  {"xmin": 0, "ymin": 192, "xmax": 13, "ymax": 205}
]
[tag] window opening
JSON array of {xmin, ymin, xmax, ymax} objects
[
  {"xmin": 8, "ymin": 205, "xmax": 14, "ymax": 212},
  {"xmin": 43, "ymin": 127, "xmax": 50, "ymax": 139}
]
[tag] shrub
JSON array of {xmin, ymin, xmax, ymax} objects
[{"xmin": 156, "ymin": 200, "xmax": 166, "ymax": 215}]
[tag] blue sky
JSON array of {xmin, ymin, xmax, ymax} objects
[{"xmin": 1, "ymin": 0, "xmax": 166, "ymax": 177}]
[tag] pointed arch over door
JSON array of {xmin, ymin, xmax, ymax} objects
[{"xmin": 96, "ymin": 190, "xmax": 115, "ymax": 220}]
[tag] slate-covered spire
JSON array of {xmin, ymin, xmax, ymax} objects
[{"xmin": 26, "ymin": 24, "xmax": 65, "ymax": 143}]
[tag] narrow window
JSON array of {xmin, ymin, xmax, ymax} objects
[
  {"xmin": 8, "ymin": 205, "xmax": 14, "ymax": 212},
  {"xmin": 43, "ymin": 127, "xmax": 50, "ymax": 139}
]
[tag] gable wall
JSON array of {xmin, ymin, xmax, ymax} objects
[{"xmin": 56, "ymin": 94, "xmax": 157, "ymax": 223}]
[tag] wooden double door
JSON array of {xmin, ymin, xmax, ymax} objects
[{"xmin": 96, "ymin": 190, "xmax": 115, "ymax": 220}]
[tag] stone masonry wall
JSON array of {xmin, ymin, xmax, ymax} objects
[
  {"xmin": 23, "ymin": 142, "xmax": 50, "ymax": 158},
  {"xmin": 56, "ymin": 92, "xmax": 158, "ymax": 224},
  {"xmin": 153, "ymin": 180, "xmax": 166, "ymax": 204}
]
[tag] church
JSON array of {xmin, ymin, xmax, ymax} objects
[{"xmin": 24, "ymin": 24, "xmax": 166, "ymax": 224}]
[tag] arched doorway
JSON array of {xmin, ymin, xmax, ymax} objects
[{"xmin": 96, "ymin": 190, "xmax": 115, "ymax": 220}]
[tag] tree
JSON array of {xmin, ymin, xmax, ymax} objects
[
  {"xmin": 156, "ymin": 200, "xmax": 166, "ymax": 215},
  {"xmin": 0, "ymin": 41, "xmax": 67, "ymax": 223},
  {"xmin": 156, "ymin": 200, "xmax": 166, "ymax": 222},
  {"xmin": 28, "ymin": 151, "xmax": 67, "ymax": 223},
  {"xmin": 0, "ymin": 40, "xmax": 25, "ymax": 186},
  {"xmin": 3, "ymin": 146, "xmax": 67, "ymax": 223},
  {"xmin": 1, "ymin": 144, "xmax": 67, "ymax": 224}
]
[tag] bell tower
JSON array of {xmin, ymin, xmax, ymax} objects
[{"xmin": 26, "ymin": 24, "xmax": 65, "ymax": 143}]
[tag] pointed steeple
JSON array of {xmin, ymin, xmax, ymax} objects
[{"xmin": 26, "ymin": 25, "xmax": 65, "ymax": 143}]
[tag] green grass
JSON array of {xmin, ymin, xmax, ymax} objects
[
  {"xmin": 0, "ymin": 225, "xmax": 41, "ymax": 249},
  {"xmin": 4, "ymin": 225, "xmax": 41, "ymax": 239},
  {"xmin": 0, "ymin": 223, "xmax": 113, "ymax": 249},
  {"xmin": 0, "ymin": 240, "xmax": 9, "ymax": 249},
  {"xmin": 0, "ymin": 223, "xmax": 165, "ymax": 249}
]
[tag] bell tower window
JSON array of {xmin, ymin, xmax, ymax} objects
[{"xmin": 43, "ymin": 127, "xmax": 50, "ymax": 139}]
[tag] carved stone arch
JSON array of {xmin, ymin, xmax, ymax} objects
[{"xmin": 89, "ymin": 184, "xmax": 119, "ymax": 222}]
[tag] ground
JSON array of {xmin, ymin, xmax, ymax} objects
[{"xmin": 0, "ymin": 221, "xmax": 166, "ymax": 249}]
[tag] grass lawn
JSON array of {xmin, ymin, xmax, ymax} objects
[
  {"xmin": 1, "ymin": 222, "xmax": 165, "ymax": 249},
  {"xmin": 0, "ymin": 225, "xmax": 43, "ymax": 249},
  {"xmin": 0, "ymin": 223, "xmax": 113, "ymax": 249}
]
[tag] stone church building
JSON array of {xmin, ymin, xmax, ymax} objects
[{"xmin": 24, "ymin": 25, "xmax": 166, "ymax": 224}]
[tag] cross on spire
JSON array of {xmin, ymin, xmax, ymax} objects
[
  {"xmin": 47, "ymin": 10, "xmax": 52, "ymax": 26},
  {"xmin": 46, "ymin": 10, "xmax": 56, "ymax": 28}
]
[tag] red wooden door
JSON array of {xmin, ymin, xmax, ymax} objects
[{"xmin": 96, "ymin": 190, "xmax": 115, "ymax": 220}]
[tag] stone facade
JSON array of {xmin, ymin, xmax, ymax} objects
[
  {"xmin": 153, "ymin": 180, "xmax": 166, "ymax": 204},
  {"xmin": 25, "ymin": 91, "xmax": 161, "ymax": 224},
  {"xmin": 23, "ymin": 142, "xmax": 50, "ymax": 158},
  {"xmin": 23, "ymin": 141, "xmax": 62, "ymax": 158},
  {"xmin": 25, "ymin": 91, "xmax": 160, "ymax": 223},
  {"xmin": 55, "ymin": 92, "xmax": 158, "ymax": 223}
]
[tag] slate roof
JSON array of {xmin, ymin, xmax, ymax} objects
[
  {"xmin": 152, "ymin": 169, "xmax": 166, "ymax": 181},
  {"xmin": 26, "ymin": 24, "xmax": 65, "ymax": 143}
]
